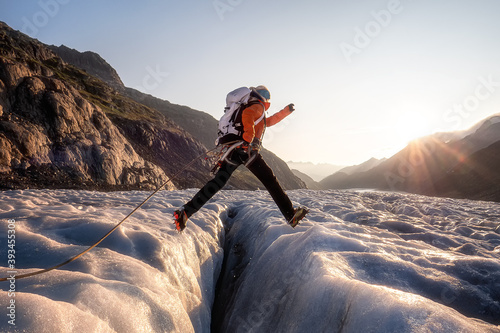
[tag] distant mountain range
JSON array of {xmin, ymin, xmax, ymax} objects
[
  {"xmin": 0, "ymin": 21, "xmax": 305, "ymax": 191},
  {"xmin": 289, "ymin": 158, "xmax": 386, "ymax": 190},
  {"xmin": 319, "ymin": 114, "xmax": 500, "ymax": 202},
  {"xmin": 287, "ymin": 161, "xmax": 344, "ymax": 182}
]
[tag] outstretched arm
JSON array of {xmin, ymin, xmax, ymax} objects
[{"xmin": 267, "ymin": 104, "xmax": 295, "ymax": 127}]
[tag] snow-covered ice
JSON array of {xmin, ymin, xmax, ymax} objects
[
  {"xmin": 0, "ymin": 189, "xmax": 499, "ymax": 332},
  {"xmin": 0, "ymin": 190, "xmax": 225, "ymax": 332}
]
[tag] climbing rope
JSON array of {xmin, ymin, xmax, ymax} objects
[{"xmin": 0, "ymin": 147, "xmax": 218, "ymax": 282}]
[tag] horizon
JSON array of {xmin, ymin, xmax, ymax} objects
[{"xmin": 2, "ymin": 1, "xmax": 500, "ymax": 165}]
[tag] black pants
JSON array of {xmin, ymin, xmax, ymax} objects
[{"xmin": 183, "ymin": 148, "xmax": 295, "ymax": 221}]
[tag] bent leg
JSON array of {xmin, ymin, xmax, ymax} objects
[{"xmin": 246, "ymin": 154, "xmax": 295, "ymax": 220}]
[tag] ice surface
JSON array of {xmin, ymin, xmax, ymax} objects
[
  {"xmin": 0, "ymin": 189, "xmax": 225, "ymax": 332},
  {"xmin": 1, "ymin": 189, "xmax": 499, "ymax": 332}
]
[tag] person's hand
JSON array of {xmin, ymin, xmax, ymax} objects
[
  {"xmin": 249, "ymin": 137, "xmax": 261, "ymax": 150},
  {"xmin": 242, "ymin": 138, "xmax": 260, "ymax": 151},
  {"xmin": 286, "ymin": 103, "xmax": 295, "ymax": 112}
]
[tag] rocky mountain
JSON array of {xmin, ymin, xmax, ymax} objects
[
  {"xmin": 0, "ymin": 22, "xmax": 209, "ymax": 190},
  {"xmin": 433, "ymin": 113, "xmax": 500, "ymax": 144},
  {"xmin": 0, "ymin": 22, "xmax": 305, "ymax": 191},
  {"xmin": 291, "ymin": 169, "xmax": 321, "ymax": 189},
  {"xmin": 321, "ymin": 114, "xmax": 500, "ymax": 202},
  {"xmin": 337, "ymin": 157, "xmax": 385, "ymax": 176},
  {"xmin": 433, "ymin": 140, "xmax": 500, "ymax": 201},
  {"xmin": 319, "ymin": 157, "xmax": 385, "ymax": 189},
  {"xmin": 47, "ymin": 45, "xmax": 124, "ymax": 90},
  {"xmin": 49, "ymin": 41, "xmax": 305, "ymax": 190}
]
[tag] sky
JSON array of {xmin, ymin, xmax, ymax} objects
[{"xmin": 2, "ymin": 0, "xmax": 500, "ymax": 166}]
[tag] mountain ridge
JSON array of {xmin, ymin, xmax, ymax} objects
[
  {"xmin": 320, "ymin": 116, "xmax": 500, "ymax": 202},
  {"xmin": 0, "ymin": 22, "xmax": 209, "ymax": 190},
  {"xmin": 286, "ymin": 161, "xmax": 344, "ymax": 182},
  {"xmin": 0, "ymin": 21, "xmax": 305, "ymax": 191},
  {"xmin": 48, "ymin": 44, "xmax": 124, "ymax": 90}
]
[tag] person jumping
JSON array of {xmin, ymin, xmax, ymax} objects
[{"xmin": 173, "ymin": 85, "xmax": 308, "ymax": 232}]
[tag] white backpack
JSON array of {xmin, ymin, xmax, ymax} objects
[{"xmin": 216, "ymin": 87, "xmax": 264, "ymax": 145}]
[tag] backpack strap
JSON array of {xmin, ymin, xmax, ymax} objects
[
  {"xmin": 242, "ymin": 100, "xmax": 266, "ymax": 125},
  {"xmin": 254, "ymin": 104, "xmax": 266, "ymax": 125}
]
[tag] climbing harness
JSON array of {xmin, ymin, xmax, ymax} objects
[
  {"xmin": 209, "ymin": 140, "xmax": 263, "ymax": 174},
  {"xmin": 0, "ymin": 147, "xmax": 218, "ymax": 282}
]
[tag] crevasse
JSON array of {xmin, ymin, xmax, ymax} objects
[{"xmin": 0, "ymin": 189, "xmax": 499, "ymax": 332}]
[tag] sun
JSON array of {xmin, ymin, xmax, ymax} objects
[{"xmin": 395, "ymin": 111, "xmax": 433, "ymax": 144}]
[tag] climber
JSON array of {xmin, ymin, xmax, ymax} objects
[{"xmin": 173, "ymin": 85, "xmax": 308, "ymax": 231}]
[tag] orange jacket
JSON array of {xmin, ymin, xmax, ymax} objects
[{"xmin": 241, "ymin": 102, "xmax": 293, "ymax": 143}]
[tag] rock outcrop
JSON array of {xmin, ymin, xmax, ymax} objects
[
  {"xmin": 0, "ymin": 21, "xmax": 210, "ymax": 190},
  {"xmin": 48, "ymin": 44, "xmax": 124, "ymax": 91}
]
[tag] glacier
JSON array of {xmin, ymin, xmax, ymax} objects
[{"xmin": 0, "ymin": 189, "xmax": 499, "ymax": 332}]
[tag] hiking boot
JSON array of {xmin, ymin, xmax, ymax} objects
[
  {"xmin": 173, "ymin": 209, "xmax": 188, "ymax": 232},
  {"xmin": 288, "ymin": 207, "xmax": 309, "ymax": 228}
]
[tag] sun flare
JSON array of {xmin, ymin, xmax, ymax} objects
[{"xmin": 395, "ymin": 111, "xmax": 433, "ymax": 144}]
